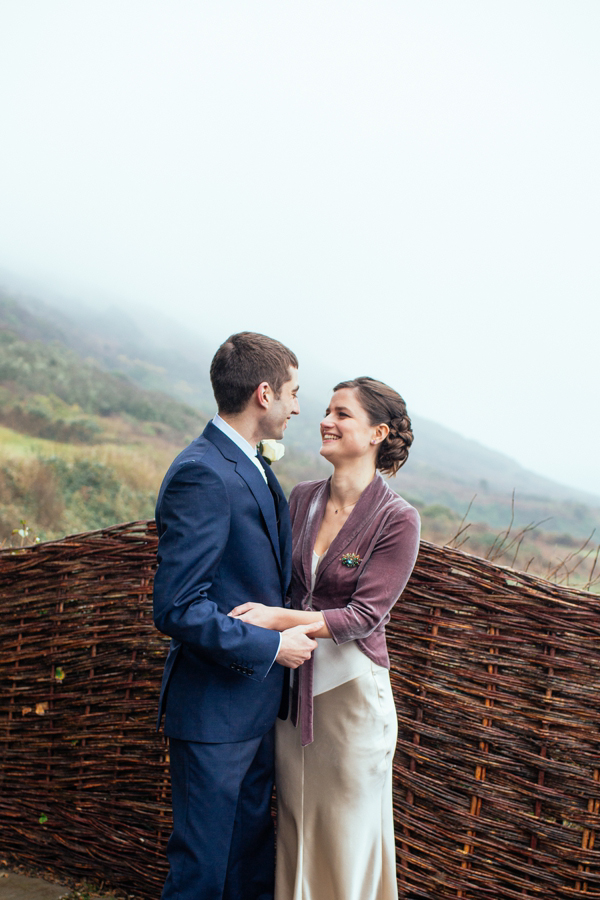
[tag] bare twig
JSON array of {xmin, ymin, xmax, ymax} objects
[
  {"xmin": 523, "ymin": 557, "xmax": 535, "ymax": 573},
  {"xmin": 484, "ymin": 488, "xmax": 550, "ymax": 568},
  {"xmin": 510, "ymin": 534, "xmax": 525, "ymax": 569},
  {"xmin": 445, "ymin": 495, "xmax": 477, "ymax": 549},
  {"xmin": 486, "ymin": 490, "xmax": 516, "ymax": 561},
  {"xmin": 583, "ymin": 544, "xmax": 600, "ymax": 591},
  {"xmin": 490, "ymin": 517, "xmax": 552, "ymax": 565},
  {"xmin": 554, "ymin": 541, "xmax": 597, "ymax": 587},
  {"xmin": 546, "ymin": 529, "xmax": 596, "ymax": 582}
]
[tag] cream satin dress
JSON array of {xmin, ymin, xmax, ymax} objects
[{"xmin": 275, "ymin": 552, "xmax": 399, "ymax": 900}]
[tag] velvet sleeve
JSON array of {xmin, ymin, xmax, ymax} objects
[
  {"xmin": 322, "ymin": 505, "xmax": 421, "ymax": 644},
  {"xmin": 288, "ymin": 484, "xmax": 300, "ymax": 526}
]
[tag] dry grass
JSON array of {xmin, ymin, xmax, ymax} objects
[
  {"xmin": 420, "ymin": 500, "xmax": 600, "ymax": 592},
  {"xmin": 0, "ymin": 425, "xmax": 184, "ymax": 544}
]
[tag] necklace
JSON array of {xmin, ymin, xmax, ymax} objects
[{"xmin": 330, "ymin": 497, "xmax": 360, "ymax": 515}]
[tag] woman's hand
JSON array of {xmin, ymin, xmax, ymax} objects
[
  {"xmin": 230, "ymin": 603, "xmax": 331, "ymax": 638},
  {"xmin": 228, "ymin": 602, "xmax": 283, "ymax": 630}
]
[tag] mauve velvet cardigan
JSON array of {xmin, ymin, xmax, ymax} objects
[{"xmin": 288, "ymin": 472, "xmax": 421, "ymax": 745}]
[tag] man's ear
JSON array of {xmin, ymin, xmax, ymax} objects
[{"xmin": 255, "ymin": 381, "xmax": 272, "ymax": 410}]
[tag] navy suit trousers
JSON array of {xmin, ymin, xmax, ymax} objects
[{"xmin": 162, "ymin": 730, "xmax": 276, "ymax": 900}]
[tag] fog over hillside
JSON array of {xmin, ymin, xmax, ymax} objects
[
  {"xmin": 1, "ymin": 3, "xmax": 599, "ymax": 499},
  {"xmin": 2, "ymin": 286, "xmax": 599, "ymax": 545}
]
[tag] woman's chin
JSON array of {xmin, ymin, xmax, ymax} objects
[{"xmin": 319, "ymin": 443, "xmax": 337, "ymax": 459}]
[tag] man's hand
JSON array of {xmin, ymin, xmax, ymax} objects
[{"xmin": 275, "ymin": 622, "xmax": 320, "ymax": 669}]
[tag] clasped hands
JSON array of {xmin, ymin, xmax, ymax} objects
[{"xmin": 229, "ymin": 602, "xmax": 321, "ymax": 669}]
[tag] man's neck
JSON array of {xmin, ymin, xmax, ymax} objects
[{"xmin": 217, "ymin": 412, "xmax": 262, "ymax": 449}]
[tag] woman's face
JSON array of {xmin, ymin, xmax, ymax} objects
[{"xmin": 320, "ymin": 388, "xmax": 382, "ymax": 464}]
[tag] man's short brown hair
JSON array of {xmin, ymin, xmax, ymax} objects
[{"xmin": 210, "ymin": 332, "xmax": 298, "ymax": 415}]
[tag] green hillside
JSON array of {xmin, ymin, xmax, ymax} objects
[
  {"xmin": 0, "ymin": 294, "xmax": 207, "ymax": 543},
  {"xmin": 0, "ymin": 291, "xmax": 217, "ymax": 414},
  {"xmin": 0, "ymin": 327, "xmax": 201, "ymax": 442}
]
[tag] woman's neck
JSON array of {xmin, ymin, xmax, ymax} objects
[{"xmin": 329, "ymin": 459, "xmax": 376, "ymax": 509}]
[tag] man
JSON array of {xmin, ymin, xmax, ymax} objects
[{"xmin": 153, "ymin": 332, "xmax": 319, "ymax": 900}]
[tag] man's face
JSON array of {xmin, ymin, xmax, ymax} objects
[{"xmin": 263, "ymin": 367, "xmax": 300, "ymax": 440}]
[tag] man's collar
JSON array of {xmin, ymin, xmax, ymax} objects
[{"xmin": 212, "ymin": 413, "xmax": 257, "ymax": 462}]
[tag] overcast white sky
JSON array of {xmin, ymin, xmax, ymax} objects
[{"xmin": 0, "ymin": 1, "xmax": 598, "ymax": 494}]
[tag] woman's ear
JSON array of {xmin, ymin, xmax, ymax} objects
[{"xmin": 371, "ymin": 423, "xmax": 390, "ymax": 445}]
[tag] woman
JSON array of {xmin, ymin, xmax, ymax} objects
[{"xmin": 230, "ymin": 377, "xmax": 420, "ymax": 900}]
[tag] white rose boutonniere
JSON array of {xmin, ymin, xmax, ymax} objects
[{"xmin": 258, "ymin": 440, "xmax": 285, "ymax": 464}]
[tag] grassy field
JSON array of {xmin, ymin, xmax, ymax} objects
[{"xmin": 0, "ymin": 424, "xmax": 185, "ymax": 544}]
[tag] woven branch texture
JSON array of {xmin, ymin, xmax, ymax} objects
[{"xmin": 1, "ymin": 521, "xmax": 599, "ymax": 899}]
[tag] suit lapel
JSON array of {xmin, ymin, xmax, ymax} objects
[
  {"xmin": 204, "ymin": 422, "xmax": 282, "ymax": 571},
  {"xmin": 236, "ymin": 455, "xmax": 281, "ymax": 568},
  {"xmin": 258, "ymin": 456, "xmax": 292, "ymax": 590},
  {"xmin": 258, "ymin": 457, "xmax": 281, "ymax": 528}
]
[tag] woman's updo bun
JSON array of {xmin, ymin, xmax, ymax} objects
[{"xmin": 333, "ymin": 377, "xmax": 414, "ymax": 476}]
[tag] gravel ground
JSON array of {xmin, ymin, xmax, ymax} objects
[{"xmin": 0, "ymin": 863, "xmax": 123, "ymax": 900}]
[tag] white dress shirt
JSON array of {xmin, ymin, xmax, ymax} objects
[
  {"xmin": 212, "ymin": 414, "xmax": 282, "ymax": 669},
  {"xmin": 212, "ymin": 414, "xmax": 268, "ymax": 482},
  {"xmin": 310, "ymin": 552, "xmax": 373, "ymax": 695}
]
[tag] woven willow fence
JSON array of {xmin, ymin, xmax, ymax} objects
[{"xmin": 1, "ymin": 521, "xmax": 599, "ymax": 899}]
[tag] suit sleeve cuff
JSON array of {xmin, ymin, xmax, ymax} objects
[{"xmin": 265, "ymin": 633, "xmax": 282, "ymax": 675}]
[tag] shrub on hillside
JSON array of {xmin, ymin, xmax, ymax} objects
[
  {"xmin": 0, "ymin": 333, "xmax": 200, "ymax": 434},
  {"xmin": 0, "ymin": 390, "xmax": 103, "ymax": 443},
  {"xmin": 0, "ymin": 454, "xmax": 156, "ymax": 542}
]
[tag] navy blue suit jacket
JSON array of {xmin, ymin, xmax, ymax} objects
[{"xmin": 153, "ymin": 421, "xmax": 292, "ymax": 743}]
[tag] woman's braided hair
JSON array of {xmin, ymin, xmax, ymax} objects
[{"xmin": 333, "ymin": 376, "xmax": 414, "ymax": 477}]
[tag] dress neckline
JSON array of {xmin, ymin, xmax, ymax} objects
[{"xmin": 302, "ymin": 473, "xmax": 386, "ymax": 591}]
